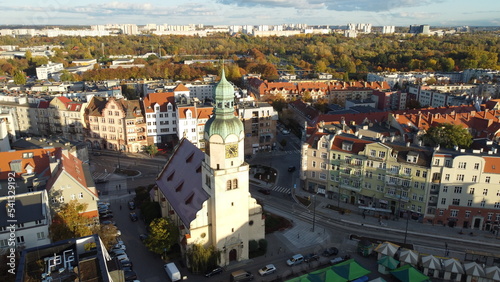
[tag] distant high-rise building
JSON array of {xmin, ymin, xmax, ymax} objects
[
  {"xmin": 382, "ymin": 26, "xmax": 395, "ymax": 34},
  {"xmin": 409, "ymin": 24, "xmax": 430, "ymax": 35}
]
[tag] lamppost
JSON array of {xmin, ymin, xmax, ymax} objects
[
  {"xmin": 404, "ymin": 207, "xmax": 410, "ymax": 244},
  {"xmin": 312, "ymin": 194, "xmax": 317, "ymax": 232}
]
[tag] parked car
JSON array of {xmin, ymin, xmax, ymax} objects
[
  {"xmin": 204, "ymin": 266, "xmax": 223, "ymax": 277},
  {"xmin": 139, "ymin": 234, "xmax": 148, "ymax": 242},
  {"xmin": 100, "ymin": 220, "xmax": 115, "ymax": 225},
  {"xmin": 258, "ymin": 264, "xmax": 277, "ymax": 276},
  {"xmin": 124, "ymin": 270, "xmax": 137, "ymax": 280},
  {"xmin": 100, "ymin": 213, "xmax": 114, "ymax": 220},
  {"xmin": 129, "ymin": 212, "xmax": 138, "ymax": 222},
  {"xmin": 258, "ymin": 188, "xmax": 271, "ymax": 195},
  {"xmin": 286, "ymin": 254, "xmax": 304, "ymax": 266},
  {"xmin": 322, "ymin": 247, "xmax": 339, "ymax": 257},
  {"xmin": 120, "ymin": 260, "xmax": 133, "ymax": 268},
  {"xmin": 113, "ymin": 243, "xmax": 126, "ymax": 250},
  {"xmin": 304, "ymin": 253, "xmax": 320, "ymax": 262},
  {"xmin": 282, "ymin": 129, "xmax": 290, "ymax": 135},
  {"xmin": 128, "ymin": 201, "xmax": 135, "ymax": 210}
]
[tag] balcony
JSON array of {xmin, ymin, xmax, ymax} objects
[
  {"xmin": 384, "ymin": 192, "xmax": 409, "ymax": 202},
  {"xmin": 429, "ymin": 188, "xmax": 439, "ymax": 195},
  {"xmin": 339, "ymin": 171, "xmax": 363, "ymax": 181},
  {"xmin": 340, "ymin": 160, "xmax": 363, "ymax": 167},
  {"xmin": 340, "ymin": 182, "xmax": 362, "ymax": 193}
]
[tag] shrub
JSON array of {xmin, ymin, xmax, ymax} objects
[
  {"xmin": 258, "ymin": 239, "xmax": 268, "ymax": 252},
  {"xmin": 249, "ymin": 240, "xmax": 259, "ymax": 253}
]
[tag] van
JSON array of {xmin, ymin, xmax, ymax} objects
[
  {"xmin": 286, "ymin": 254, "xmax": 304, "ymax": 266},
  {"xmin": 230, "ymin": 269, "xmax": 254, "ymax": 281},
  {"xmin": 164, "ymin": 262, "xmax": 181, "ymax": 282}
]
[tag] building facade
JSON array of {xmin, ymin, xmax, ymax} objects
[{"xmin": 237, "ymin": 102, "xmax": 278, "ymax": 155}]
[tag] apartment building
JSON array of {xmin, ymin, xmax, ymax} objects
[
  {"xmin": 176, "ymin": 101, "xmax": 212, "ymax": 149},
  {"xmin": 142, "ymin": 92, "xmax": 177, "ymax": 146},
  {"xmin": 36, "ymin": 62, "xmax": 64, "ymax": 80},
  {"xmin": 49, "ymin": 97, "xmax": 86, "ymax": 142},
  {"xmin": 237, "ymin": 102, "xmax": 278, "ymax": 155},
  {"xmin": 0, "ymin": 191, "xmax": 51, "ymax": 250},
  {"xmin": 85, "ymin": 96, "xmax": 147, "ymax": 152}
]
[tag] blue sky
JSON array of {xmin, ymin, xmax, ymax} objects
[{"xmin": 1, "ymin": 0, "xmax": 499, "ymax": 27}]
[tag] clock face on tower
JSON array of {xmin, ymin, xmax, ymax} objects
[{"xmin": 225, "ymin": 144, "xmax": 238, "ymax": 158}]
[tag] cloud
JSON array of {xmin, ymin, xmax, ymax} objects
[
  {"xmin": 217, "ymin": 0, "xmax": 446, "ymax": 12},
  {"xmin": 0, "ymin": 2, "xmax": 217, "ymax": 18}
]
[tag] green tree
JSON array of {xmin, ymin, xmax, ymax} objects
[
  {"xmin": 98, "ymin": 224, "xmax": 120, "ymax": 250},
  {"xmin": 144, "ymin": 144, "xmax": 159, "ymax": 156},
  {"xmin": 49, "ymin": 200, "xmax": 96, "ymax": 242},
  {"xmin": 145, "ymin": 217, "xmax": 178, "ymax": 255},
  {"xmin": 13, "ymin": 70, "xmax": 26, "ymax": 85},
  {"xmin": 420, "ymin": 123, "xmax": 472, "ymax": 149},
  {"xmin": 185, "ymin": 244, "xmax": 221, "ymax": 274}
]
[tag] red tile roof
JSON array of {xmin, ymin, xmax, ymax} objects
[
  {"xmin": 143, "ymin": 92, "xmax": 175, "ymax": 113},
  {"xmin": 173, "ymin": 84, "xmax": 190, "ymax": 92},
  {"xmin": 483, "ymin": 156, "xmax": 500, "ymax": 173},
  {"xmin": 0, "ymin": 148, "xmax": 58, "ymax": 179}
]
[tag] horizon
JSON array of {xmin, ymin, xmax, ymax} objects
[{"xmin": 0, "ymin": 0, "xmax": 499, "ymax": 27}]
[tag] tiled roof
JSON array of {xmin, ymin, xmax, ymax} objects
[
  {"xmin": 155, "ymin": 138, "xmax": 208, "ymax": 228},
  {"xmin": 173, "ymin": 84, "xmax": 190, "ymax": 92},
  {"xmin": 329, "ymin": 134, "xmax": 375, "ymax": 154},
  {"xmin": 0, "ymin": 148, "xmax": 57, "ymax": 179},
  {"xmin": 56, "ymin": 96, "xmax": 72, "ymax": 105},
  {"xmin": 482, "ymin": 156, "xmax": 500, "ymax": 174},
  {"xmin": 143, "ymin": 92, "xmax": 175, "ymax": 113}
]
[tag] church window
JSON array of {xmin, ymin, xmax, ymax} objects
[
  {"xmin": 232, "ymin": 179, "xmax": 238, "ymax": 189},
  {"xmin": 227, "ymin": 180, "xmax": 232, "ymax": 190}
]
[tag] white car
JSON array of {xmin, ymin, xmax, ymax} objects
[{"xmin": 258, "ymin": 264, "xmax": 276, "ymax": 276}]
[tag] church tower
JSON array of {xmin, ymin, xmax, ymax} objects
[{"xmin": 202, "ymin": 68, "xmax": 264, "ymax": 265}]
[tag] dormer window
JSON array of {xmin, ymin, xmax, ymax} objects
[
  {"xmin": 407, "ymin": 151, "xmax": 419, "ymax": 163},
  {"xmin": 341, "ymin": 141, "xmax": 353, "ymax": 151}
]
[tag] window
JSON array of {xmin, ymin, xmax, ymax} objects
[
  {"xmin": 0, "ymin": 239, "xmax": 8, "ymax": 247},
  {"xmin": 70, "ymin": 194, "xmax": 75, "ymax": 200},
  {"xmin": 442, "ymin": 186, "xmax": 448, "ymax": 193},
  {"xmin": 483, "ymin": 189, "xmax": 488, "ymax": 196},
  {"xmin": 467, "ymin": 200, "xmax": 472, "ymax": 206},
  {"xmin": 319, "ymin": 173, "xmax": 326, "ymax": 180},
  {"xmin": 404, "ymin": 167, "xmax": 412, "ymax": 175},
  {"xmin": 445, "ymin": 174, "xmax": 450, "ymax": 181},
  {"xmin": 434, "ymin": 159, "xmax": 440, "ymax": 166},
  {"xmin": 439, "ymin": 210, "xmax": 444, "ymax": 216},
  {"xmin": 37, "ymin": 232, "xmax": 45, "ymax": 240},
  {"xmin": 456, "ymin": 174, "xmax": 464, "ymax": 181},
  {"xmin": 59, "ymin": 196, "xmax": 64, "ymax": 202},
  {"xmin": 313, "ymin": 151, "xmax": 317, "ymax": 157},
  {"xmin": 226, "ymin": 180, "xmax": 232, "ymax": 190},
  {"xmin": 495, "ymin": 202, "xmax": 500, "ymax": 208},
  {"xmin": 465, "ymin": 211, "xmax": 471, "ymax": 218},
  {"xmin": 469, "ymin": 188, "xmax": 475, "ymax": 194},
  {"xmin": 486, "ymin": 176, "xmax": 491, "ymax": 183},
  {"xmin": 16, "ymin": 236, "xmax": 25, "ymax": 243},
  {"xmin": 321, "ymin": 152, "xmax": 327, "ymax": 159},
  {"xmin": 232, "ymin": 179, "xmax": 238, "ymax": 189},
  {"xmin": 474, "ymin": 163, "xmax": 479, "ymax": 170},
  {"xmin": 320, "ymin": 162, "xmax": 327, "ymax": 170},
  {"xmin": 452, "ymin": 199, "xmax": 460, "ymax": 205},
  {"xmin": 458, "ymin": 162, "xmax": 466, "ymax": 169},
  {"xmin": 422, "ymin": 171, "xmax": 427, "ymax": 178},
  {"xmin": 378, "ymin": 151, "xmax": 386, "ymax": 158},
  {"xmin": 78, "ymin": 193, "xmax": 83, "ymax": 199},
  {"xmin": 416, "ymin": 170, "xmax": 421, "ymax": 177},
  {"xmin": 472, "ymin": 175, "xmax": 477, "ymax": 182},
  {"xmin": 370, "ymin": 150, "xmax": 376, "ymax": 157},
  {"xmin": 441, "ymin": 198, "xmax": 446, "ymax": 205},
  {"xmin": 480, "ymin": 200, "xmax": 485, "ymax": 207},
  {"xmin": 454, "ymin": 186, "xmax": 462, "ymax": 194}
]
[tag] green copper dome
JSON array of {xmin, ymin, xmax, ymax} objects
[{"xmin": 204, "ymin": 68, "xmax": 244, "ymax": 139}]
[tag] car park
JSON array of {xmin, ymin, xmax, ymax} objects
[
  {"xmin": 204, "ymin": 266, "xmax": 223, "ymax": 277},
  {"xmin": 322, "ymin": 247, "xmax": 339, "ymax": 257},
  {"xmin": 258, "ymin": 264, "xmax": 276, "ymax": 276},
  {"xmin": 128, "ymin": 201, "xmax": 135, "ymax": 210},
  {"xmin": 286, "ymin": 254, "xmax": 304, "ymax": 266},
  {"xmin": 304, "ymin": 253, "xmax": 320, "ymax": 262},
  {"xmin": 129, "ymin": 212, "xmax": 138, "ymax": 222}
]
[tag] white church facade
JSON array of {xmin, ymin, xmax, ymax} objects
[{"xmin": 151, "ymin": 69, "xmax": 265, "ymax": 266}]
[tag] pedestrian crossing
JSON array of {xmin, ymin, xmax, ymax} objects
[
  {"xmin": 272, "ymin": 185, "xmax": 292, "ymax": 194},
  {"xmin": 275, "ymin": 150, "xmax": 301, "ymax": 155}
]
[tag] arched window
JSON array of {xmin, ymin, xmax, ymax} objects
[
  {"xmin": 232, "ymin": 179, "xmax": 238, "ymax": 189},
  {"xmin": 227, "ymin": 180, "xmax": 232, "ymax": 190}
]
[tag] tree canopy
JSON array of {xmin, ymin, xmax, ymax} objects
[
  {"xmin": 49, "ymin": 200, "xmax": 96, "ymax": 242},
  {"xmin": 144, "ymin": 217, "xmax": 178, "ymax": 255},
  {"xmin": 420, "ymin": 123, "xmax": 473, "ymax": 149}
]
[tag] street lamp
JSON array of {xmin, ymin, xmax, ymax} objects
[
  {"xmin": 403, "ymin": 208, "xmax": 410, "ymax": 244},
  {"xmin": 312, "ymin": 194, "xmax": 317, "ymax": 232}
]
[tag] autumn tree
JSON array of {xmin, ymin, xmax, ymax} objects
[
  {"xmin": 13, "ymin": 70, "xmax": 26, "ymax": 85},
  {"xmin": 186, "ymin": 244, "xmax": 221, "ymax": 274},
  {"xmin": 49, "ymin": 200, "xmax": 96, "ymax": 242},
  {"xmin": 144, "ymin": 217, "xmax": 178, "ymax": 256},
  {"xmin": 420, "ymin": 123, "xmax": 473, "ymax": 149}
]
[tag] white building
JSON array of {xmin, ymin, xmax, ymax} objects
[
  {"xmin": 142, "ymin": 92, "xmax": 178, "ymax": 146},
  {"xmin": 0, "ymin": 191, "xmax": 51, "ymax": 250},
  {"xmin": 382, "ymin": 26, "xmax": 395, "ymax": 34},
  {"xmin": 36, "ymin": 62, "xmax": 64, "ymax": 80}
]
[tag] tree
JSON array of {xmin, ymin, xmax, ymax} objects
[
  {"xmin": 49, "ymin": 200, "xmax": 96, "ymax": 242},
  {"xmin": 144, "ymin": 217, "xmax": 178, "ymax": 256},
  {"xmin": 406, "ymin": 99, "xmax": 422, "ymax": 110},
  {"xmin": 144, "ymin": 144, "xmax": 159, "ymax": 156},
  {"xmin": 185, "ymin": 244, "xmax": 221, "ymax": 274},
  {"xmin": 420, "ymin": 123, "xmax": 473, "ymax": 149},
  {"xmin": 98, "ymin": 224, "xmax": 120, "ymax": 250},
  {"xmin": 13, "ymin": 70, "xmax": 26, "ymax": 85}
]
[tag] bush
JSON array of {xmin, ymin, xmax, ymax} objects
[
  {"xmin": 258, "ymin": 239, "xmax": 268, "ymax": 252},
  {"xmin": 249, "ymin": 240, "xmax": 259, "ymax": 253}
]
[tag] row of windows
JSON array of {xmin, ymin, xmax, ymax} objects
[
  {"xmin": 147, "ymin": 121, "xmax": 177, "ymax": 126},
  {"xmin": 51, "ymin": 193, "xmax": 84, "ymax": 203},
  {"xmin": 440, "ymin": 198, "xmax": 500, "ymax": 208},
  {"xmin": 147, "ymin": 112, "xmax": 175, "ymax": 118},
  {"xmin": 443, "ymin": 210, "xmax": 500, "ymax": 220}
]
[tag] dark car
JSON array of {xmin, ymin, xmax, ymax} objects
[
  {"xmin": 128, "ymin": 201, "xmax": 135, "ymax": 210},
  {"xmin": 120, "ymin": 260, "xmax": 133, "ymax": 268},
  {"xmin": 205, "ymin": 266, "xmax": 223, "ymax": 277},
  {"xmin": 129, "ymin": 212, "xmax": 138, "ymax": 222},
  {"xmin": 124, "ymin": 270, "xmax": 137, "ymax": 280},
  {"xmin": 304, "ymin": 253, "xmax": 320, "ymax": 262},
  {"xmin": 322, "ymin": 247, "xmax": 339, "ymax": 257},
  {"xmin": 139, "ymin": 233, "xmax": 148, "ymax": 242},
  {"xmin": 99, "ymin": 213, "xmax": 114, "ymax": 220},
  {"xmin": 258, "ymin": 188, "xmax": 271, "ymax": 195},
  {"xmin": 288, "ymin": 166, "xmax": 296, "ymax": 172}
]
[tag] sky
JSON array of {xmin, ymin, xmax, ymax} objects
[{"xmin": 1, "ymin": 0, "xmax": 499, "ymax": 27}]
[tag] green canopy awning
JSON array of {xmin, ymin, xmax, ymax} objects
[
  {"xmin": 378, "ymin": 255, "xmax": 400, "ymax": 270},
  {"xmin": 390, "ymin": 264, "xmax": 430, "ymax": 282},
  {"xmin": 286, "ymin": 268, "xmax": 348, "ymax": 282},
  {"xmin": 331, "ymin": 259, "xmax": 372, "ymax": 281}
]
